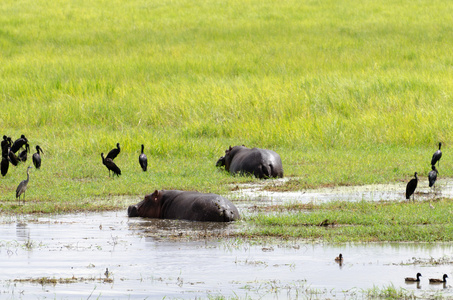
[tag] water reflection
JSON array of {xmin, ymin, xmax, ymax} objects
[
  {"xmin": 15, "ymin": 222, "xmax": 30, "ymax": 241},
  {"xmin": 128, "ymin": 217, "xmax": 238, "ymax": 240}
]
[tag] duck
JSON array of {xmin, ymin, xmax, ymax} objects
[
  {"xmin": 429, "ymin": 274, "xmax": 448, "ymax": 284},
  {"xmin": 334, "ymin": 253, "xmax": 343, "ymax": 262},
  {"xmin": 405, "ymin": 272, "xmax": 422, "ymax": 282}
]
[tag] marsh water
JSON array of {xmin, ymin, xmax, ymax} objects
[
  {"xmin": 230, "ymin": 177, "xmax": 453, "ymax": 207},
  {"xmin": 1, "ymin": 182, "xmax": 453, "ymax": 299}
]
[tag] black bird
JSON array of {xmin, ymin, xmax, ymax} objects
[
  {"xmin": 429, "ymin": 274, "xmax": 448, "ymax": 284},
  {"xmin": 1, "ymin": 156, "xmax": 9, "ymax": 176},
  {"xmin": 428, "ymin": 165, "xmax": 438, "ymax": 188},
  {"xmin": 11, "ymin": 134, "xmax": 28, "ymax": 153},
  {"xmin": 405, "ymin": 272, "xmax": 422, "ymax": 282},
  {"xmin": 101, "ymin": 153, "xmax": 121, "ymax": 177},
  {"xmin": 431, "ymin": 142, "xmax": 442, "ymax": 167},
  {"xmin": 139, "ymin": 144, "xmax": 148, "ymax": 172},
  {"xmin": 406, "ymin": 172, "xmax": 418, "ymax": 200},
  {"xmin": 32, "ymin": 145, "xmax": 44, "ymax": 169},
  {"xmin": 106, "ymin": 143, "xmax": 120, "ymax": 160},
  {"xmin": 1, "ymin": 135, "xmax": 11, "ymax": 158},
  {"xmin": 8, "ymin": 147, "xmax": 20, "ymax": 166},
  {"xmin": 16, "ymin": 166, "xmax": 32, "ymax": 205},
  {"xmin": 18, "ymin": 143, "xmax": 30, "ymax": 162}
]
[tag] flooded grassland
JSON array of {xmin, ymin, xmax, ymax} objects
[{"xmin": 1, "ymin": 180, "xmax": 453, "ymax": 299}]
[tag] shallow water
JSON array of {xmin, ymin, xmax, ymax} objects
[
  {"xmin": 230, "ymin": 178, "xmax": 453, "ymax": 208},
  {"xmin": 1, "ymin": 211, "xmax": 453, "ymax": 299}
]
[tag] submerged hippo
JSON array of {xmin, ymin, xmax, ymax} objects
[
  {"xmin": 127, "ymin": 190, "xmax": 240, "ymax": 222},
  {"xmin": 216, "ymin": 145, "xmax": 283, "ymax": 179}
]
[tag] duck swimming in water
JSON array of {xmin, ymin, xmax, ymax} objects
[
  {"xmin": 405, "ymin": 273, "xmax": 422, "ymax": 282},
  {"xmin": 429, "ymin": 274, "xmax": 448, "ymax": 284}
]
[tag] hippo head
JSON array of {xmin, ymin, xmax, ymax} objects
[
  {"xmin": 216, "ymin": 156, "xmax": 225, "ymax": 168},
  {"xmin": 219, "ymin": 145, "xmax": 248, "ymax": 172},
  {"xmin": 223, "ymin": 145, "xmax": 242, "ymax": 171},
  {"xmin": 127, "ymin": 190, "xmax": 163, "ymax": 218}
]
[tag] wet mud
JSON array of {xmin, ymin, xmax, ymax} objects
[{"xmin": 0, "ymin": 210, "xmax": 453, "ymax": 299}]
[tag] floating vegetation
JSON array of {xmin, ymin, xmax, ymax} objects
[
  {"xmin": 398, "ymin": 255, "xmax": 453, "ymax": 266},
  {"xmin": 12, "ymin": 276, "xmax": 113, "ymax": 286}
]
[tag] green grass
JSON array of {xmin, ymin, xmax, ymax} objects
[
  {"xmin": 1, "ymin": 0, "xmax": 453, "ymax": 214},
  {"xmin": 240, "ymin": 199, "xmax": 453, "ymax": 242}
]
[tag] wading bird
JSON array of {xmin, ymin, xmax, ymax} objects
[
  {"xmin": 11, "ymin": 134, "xmax": 28, "ymax": 153},
  {"xmin": 428, "ymin": 165, "xmax": 438, "ymax": 189},
  {"xmin": 16, "ymin": 166, "xmax": 32, "ymax": 205},
  {"xmin": 106, "ymin": 143, "xmax": 120, "ymax": 160},
  {"xmin": 139, "ymin": 144, "xmax": 148, "ymax": 172},
  {"xmin": 8, "ymin": 147, "xmax": 20, "ymax": 166},
  {"xmin": 405, "ymin": 273, "xmax": 422, "ymax": 282},
  {"xmin": 32, "ymin": 145, "xmax": 44, "ymax": 169},
  {"xmin": 1, "ymin": 156, "xmax": 9, "ymax": 176},
  {"xmin": 18, "ymin": 143, "xmax": 30, "ymax": 162},
  {"xmin": 406, "ymin": 172, "xmax": 418, "ymax": 200},
  {"xmin": 1, "ymin": 135, "xmax": 11, "ymax": 157},
  {"xmin": 429, "ymin": 274, "xmax": 448, "ymax": 284},
  {"xmin": 101, "ymin": 153, "xmax": 121, "ymax": 177},
  {"xmin": 431, "ymin": 142, "xmax": 442, "ymax": 167}
]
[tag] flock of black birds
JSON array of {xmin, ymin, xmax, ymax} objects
[
  {"xmin": 100, "ymin": 143, "xmax": 148, "ymax": 177},
  {"xmin": 1, "ymin": 134, "xmax": 44, "ymax": 174},
  {"xmin": 405, "ymin": 142, "xmax": 442, "ymax": 200},
  {"xmin": 2, "ymin": 134, "xmax": 148, "ymax": 205},
  {"xmin": 1, "ymin": 134, "xmax": 44, "ymax": 204}
]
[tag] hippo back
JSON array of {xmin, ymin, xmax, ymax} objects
[
  {"xmin": 128, "ymin": 190, "xmax": 240, "ymax": 222},
  {"xmin": 225, "ymin": 146, "xmax": 283, "ymax": 179},
  {"xmin": 162, "ymin": 191, "xmax": 239, "ymax": 222}
]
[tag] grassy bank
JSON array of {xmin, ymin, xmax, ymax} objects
[
  {"xmin": 241, "ymin": 199, "xmax": 453, "ymax": 242},
  {"xmin": 0, "ymin": 0, "xmax": 453, "ymax": 213}
]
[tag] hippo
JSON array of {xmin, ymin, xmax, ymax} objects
[
  {"xmin": 216, "ymin": 145, "xmax": 283, "ymax": 179},
  {"xmin": 127, "ymin": 190, "xmax": 240, "ymax": 222}
]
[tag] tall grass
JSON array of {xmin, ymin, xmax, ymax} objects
[{"xmin": 0, "ymin": 0, "xmax": 453, "ymax": 211}]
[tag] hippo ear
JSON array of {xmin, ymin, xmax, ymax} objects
[{"xmin": 151, "ymin": 190, "xmax": 160, "ymax": 202}]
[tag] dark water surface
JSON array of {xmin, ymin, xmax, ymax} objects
[{"xmin": 1, "ymin": 210, "xmax": 453, "ymax": 299}]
